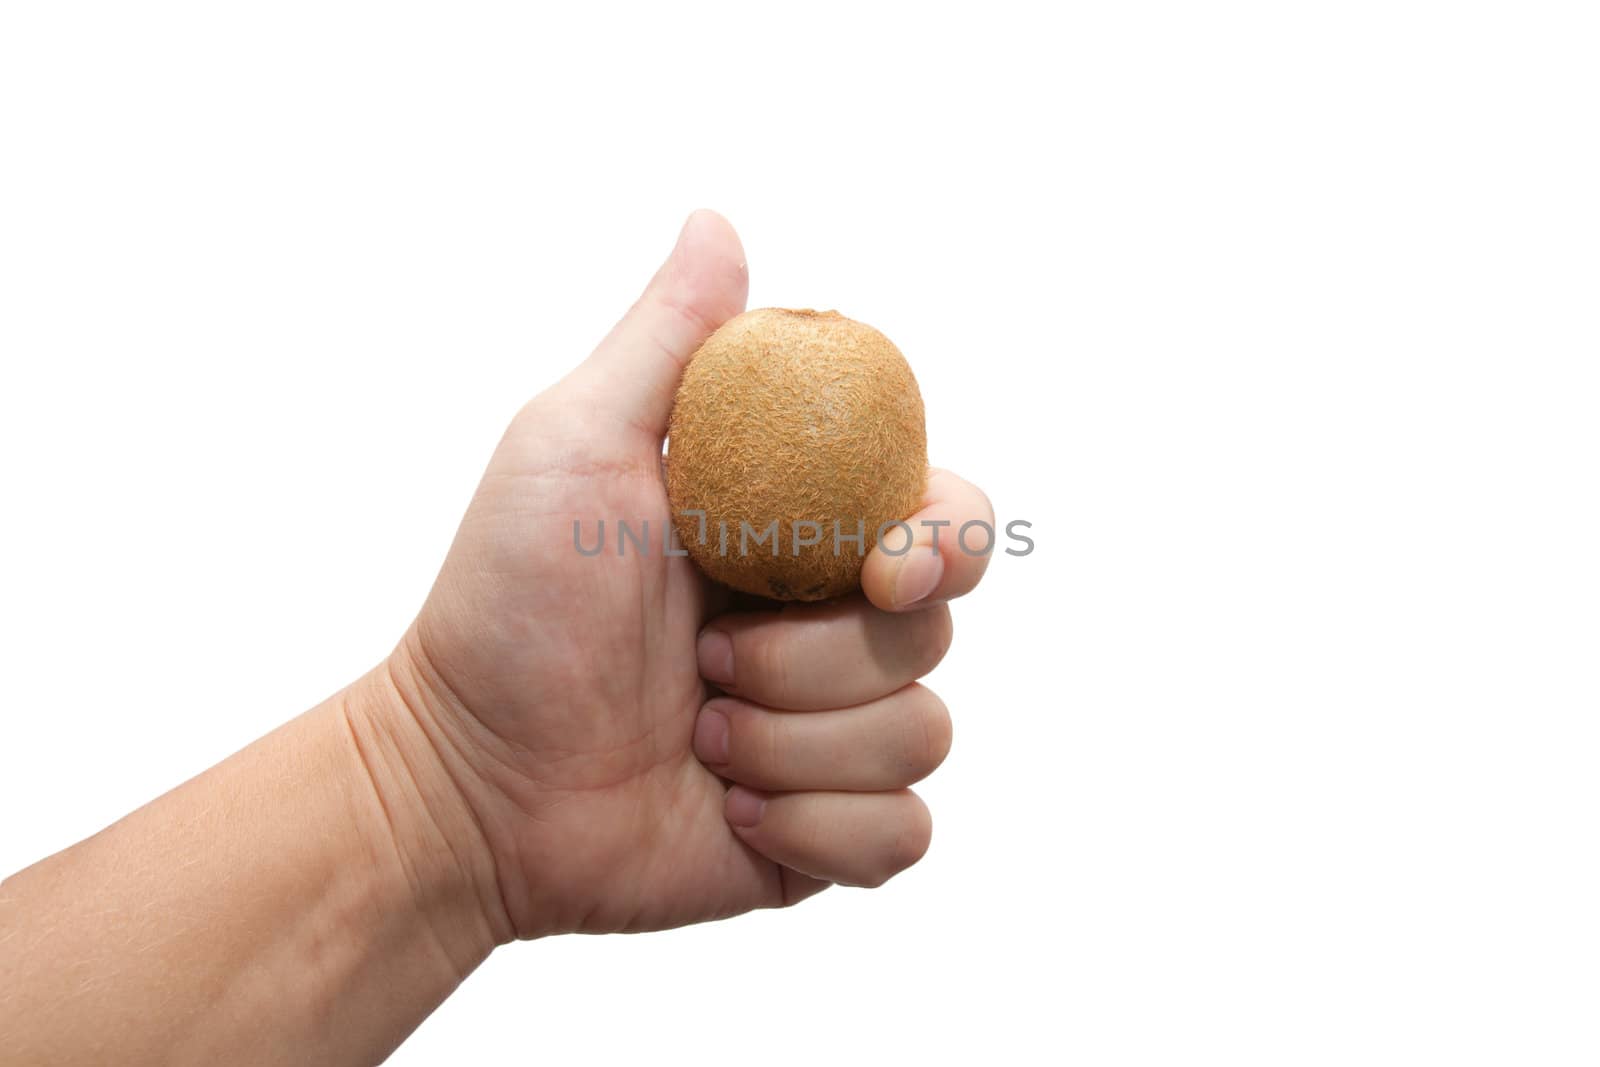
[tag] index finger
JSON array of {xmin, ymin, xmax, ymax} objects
[{"xmin": 862, "ymin": 468, "xmax": 996, "ymax": 612}]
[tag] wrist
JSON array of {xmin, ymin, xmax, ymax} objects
[{"xmin": 339, "ymin": 646, "xmax": 517, "ymax": 968}]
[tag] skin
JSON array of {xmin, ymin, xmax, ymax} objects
[{"xmin": 0, "ymin": 211, "xmax": 995, "ymax": 1065}]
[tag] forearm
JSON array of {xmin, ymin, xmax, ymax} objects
[{"xmin": 0, "ymin": 658, "xmax": 508, "ymax": 1066}]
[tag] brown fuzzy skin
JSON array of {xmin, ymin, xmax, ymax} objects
[{"xmin": 666, "ymin": 308, "xmax": 927, "ymax": 601}]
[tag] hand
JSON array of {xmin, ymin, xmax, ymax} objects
[
  {"xmin": 0, "ymin": 211, "xmax": 994, "ymax": 1065},
  {"xmin": 387, "ymin": 211, "xmax": 995, "ymax": 939}
]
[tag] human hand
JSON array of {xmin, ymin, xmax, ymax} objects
[{"xmin": 382, "ymin": 211, "xmax": 994, "ymax": 941}]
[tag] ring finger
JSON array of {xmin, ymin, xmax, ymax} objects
[{"xmin": 693, "ymin": 683, "xmax": 952, "ymax": 792}]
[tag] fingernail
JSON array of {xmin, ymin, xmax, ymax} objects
[
  {"xmin": 697, "ymin": 629, "xmax": 735, "ymax": 685},
  {"xmin": 892, "ymin": 546, "xmax": 944, "ymax": 608},
  {"xmin": 693, "ymin": 705, "xmax": 731, "ymax": 764},
  {"xmin": 725, "ymin": 785, "xmax": 766, "ymax": 828}
]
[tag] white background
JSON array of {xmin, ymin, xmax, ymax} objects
[{"xmin": 2, "ymin": 3, "xmax": 1597, "ymax": 1064}]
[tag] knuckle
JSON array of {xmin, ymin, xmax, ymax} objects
[
  {"xmin": 882, "ymin": 685, "xmax": 952, "ymax": 784},
  {"xmin": 759, "ymin": 710, "xmax": 788, "ymax": 781},
  {"xmin": 724, "ymin": 702, "xmax": 788, "ymax": 787},
  {"xmin": 907, "ymin": 687, "xmax": 953, "ymax": 779},
  {"xmin": 741, "ymin": 628, "xmax": 794, "ymax": 702},
  {"xmin": 975, "ymin": 485, "xmax": 997, "ymax": 526},
  {"xmin": 720, "ymin": 701, "xmax": 755, "ymax": 771},
  {"xmin": 796, "ymin": 805, "xmax": 828, "ymax": 859},
  {"xmin": 877, "ymin": 796, "xmax": 933, "ymax": 883},
  {"xmin": 908, "ymin": 604, "xmax": 955, "ymax": 674}
]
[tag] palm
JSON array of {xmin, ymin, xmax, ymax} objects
[{"xmin": 415, "ymin": 395, "xmax": 786, "ymax": 937}]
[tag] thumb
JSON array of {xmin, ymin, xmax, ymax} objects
[{"xmin": 568, "ymin": 209, "xmax": 749, "ymax": 437}]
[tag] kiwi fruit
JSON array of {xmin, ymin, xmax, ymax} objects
[{"xmin": 666, "ymin": 308, "xmax": 927, "ymax": 601}]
